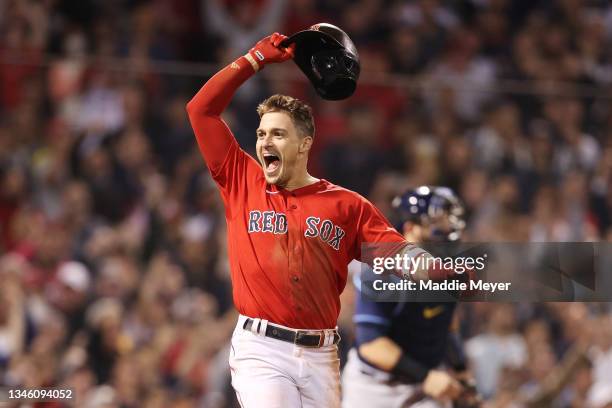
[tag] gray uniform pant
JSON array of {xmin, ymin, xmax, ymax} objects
[{"xmin": 341, "ymin": 349, "xmax": 450, "ymax": 408}]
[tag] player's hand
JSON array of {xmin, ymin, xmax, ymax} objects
[
  {"xmin": 245, "ymin": 33, "xmax": 295, "ymax": 71},
  {"xmin": 425, "ymin": 255, "xmax": 455, "ymax": 281},
  {"xmin": 426, "ymin": 259, "xmax": 477, "ymax": 281},
  {"xmin": 422, "ymin": 370, "xmax": 463, "ymax": 401},
  {"xmin": 453, "ymin": 376, "xmax": 483, "ymax": 408}
]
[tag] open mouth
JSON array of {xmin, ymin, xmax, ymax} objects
[{"xmin": 263, "ymin": 153, "xmax": 281, "ymax": 174}]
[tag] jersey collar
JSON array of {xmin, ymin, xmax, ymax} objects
[{"xmin": 267, "ymin": 179, "xmax": 328, "ymax": 196}]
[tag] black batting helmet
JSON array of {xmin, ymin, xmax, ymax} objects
[
  {"xmin": 282, "ymin": 23, "xmax": 360, "ymax": 100},
  {"xmin": 392, "ymin": 186, "xmax": 466, "ymax": 242}
]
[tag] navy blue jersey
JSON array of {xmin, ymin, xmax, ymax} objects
[{"xmin": 354, "ymin": 295, "xmax": 456, "ymax": 369}]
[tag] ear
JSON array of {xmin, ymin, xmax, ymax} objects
[{"xmin": 298, "ymin": 136, "xmax": 313, "ymax": 153}]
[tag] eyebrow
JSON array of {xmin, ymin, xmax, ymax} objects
[{"xmin": 256, "ymin": 128, "xmax": 287, "ymax": 134}]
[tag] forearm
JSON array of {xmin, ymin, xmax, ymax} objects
[
  {"xmin": 186, "ymin": 56, "xmax": 255, "ymax": 118},
  {"xmin": 185, "ymin": 33, "xmax": 292, "ymax": 179},
  {"xmin": 381, "ymin": 244, "xmax": 439, "ymax": 282},
  {"xmin": 358, "ymin": 336, "xmax": 402, "ymax": 371},
  {"xmin": 186, "ymin": 56, "xmax": 256, "ymax": 169},
  {"xmin": 359, "ymin": 336, "xmax": 430, "ymax": 382},
  {"xmin": 187, "ymin": 32, "xmax": 292, "ymax": 117}
]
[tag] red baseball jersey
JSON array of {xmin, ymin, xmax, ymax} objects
[{"xmin": 187, "ymin": 56, "xmax": 406, "ymax": 329}]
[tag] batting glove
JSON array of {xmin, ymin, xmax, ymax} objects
[{"xmin": 244, "ymin": 33, "xmax": 295, "ymax": 72}]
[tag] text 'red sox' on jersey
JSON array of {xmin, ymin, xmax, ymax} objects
[{"xmin": 186, "ymin": 56, "xmax": 406, "ymax": 329}]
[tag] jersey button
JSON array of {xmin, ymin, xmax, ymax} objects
[
  {"xmin": 290, "ymin": 205, "xmax": 297, "ymax": 210},
  {"xmin": 292, "ymin": 275, "xmax": 300, "ymax": 282}
]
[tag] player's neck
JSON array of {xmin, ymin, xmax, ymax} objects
[{"xmin": 283, "ymin": 172, "xmax": 319, "ymax": 191}]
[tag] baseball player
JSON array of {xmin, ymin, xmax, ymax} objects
[
  {"xmin": 342, "ymin": 186, "xmax": 477, "ymax": 408},
  {"xmin": 186, "ymin": 30, "xmax": 460, "ymax": 407}
]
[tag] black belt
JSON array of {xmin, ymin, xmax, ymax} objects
[{"xmin": 243, "ymin": 318, "xmax": 340, "ymax": 348}]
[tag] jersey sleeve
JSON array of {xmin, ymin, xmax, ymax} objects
[
  {"xmin": 353, "ymin": 292, "xmax": 397, "ymax": 346},
  {"xmin": 354, "ymin": 197, "xmax": 406, "ymax": 263},
  {"xmin": 186, "ymin": 57, "xmax": 261, "ymax": 212}
]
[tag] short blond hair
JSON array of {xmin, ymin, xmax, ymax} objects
[{"xmin": 257, "ymin": 94, "xmax": 315, "ymax": 138}]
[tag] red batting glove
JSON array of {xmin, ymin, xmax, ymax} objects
[
  {"xmin": 427, "ymin": 261, "xmax": 455, "ymax": 281},
  {"xmin": 244, "ymin": 33, "xmax": 295, "ymax": 72},
  {"xmin": 427, "ymin": 263, "xmax": 477, "ymax": 282}
]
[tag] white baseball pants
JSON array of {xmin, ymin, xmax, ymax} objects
[
  {"xmin": 341, "ymin": 349, "xmax": 449, "ymax": 408},
  {"xmin": 229, "ymin": 314, "xmax": 341, "ymax": 408}
]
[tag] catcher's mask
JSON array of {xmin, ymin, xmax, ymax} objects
[
  {"xmin": 282, "ymin": 23, "xmax": 360, "ymax": 100},
  {"xmin": 392, "ymin": 186, "xmax": 466, "ymax": 242}
]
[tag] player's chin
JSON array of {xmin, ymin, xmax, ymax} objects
[
  {"xmin": 263, "ymin": 165, "xmax": 283, "ymax": 184},
  {"xmin": 263, "ymin": 171, "xmax": 282, "ymax": 185}
]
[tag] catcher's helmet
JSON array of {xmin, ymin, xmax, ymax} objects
[
  {"xmin": 282, "ymin": 23, "xmax": 360, "ymax": 100},
  {"xmin": 392, "ymin": 186, "xmax": 466, "ymax": 242}
]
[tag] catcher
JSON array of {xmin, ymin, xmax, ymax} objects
[{"xmin": 342, "ymin": 186, "xmax": 480, "ymax": 408}]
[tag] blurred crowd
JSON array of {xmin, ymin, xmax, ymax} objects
[{"xmin": 1, "ymin": 0, "xmax": 612, "ymax": 407}]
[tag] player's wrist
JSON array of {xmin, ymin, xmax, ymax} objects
[
  {"xmin": 243, "ymin": 52, "xmax": 260, "ymax": 72},
  {"xmin": 391, "ymin": 353, "xmax": 429, "ymax": 383},
  {"xmin": 244, "ymin": 48, "xmax": 266, "ymax": 72},
  {"xmin": 396, "ymin": 245, "xmax": 430, "ymax": 280}
]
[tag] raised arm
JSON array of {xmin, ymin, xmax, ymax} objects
[{"xmin": 186, "ymin": 33, "xmax": 295, "ymax": 174}]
